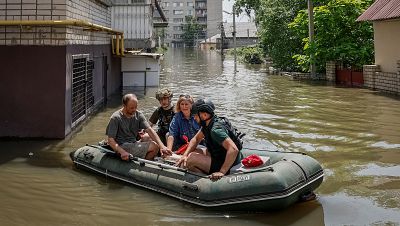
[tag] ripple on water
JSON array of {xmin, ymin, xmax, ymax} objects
[
  {"xmin": 356, "ymin": 163, "xmax": 400, "ymax": 177},
  {"xmin": 320, "ymin": 193, "xmax": 400, "ymax": 225},
  {"xmin": 370, "ymin": 141, "xmax": 400, "ymax": 149}
]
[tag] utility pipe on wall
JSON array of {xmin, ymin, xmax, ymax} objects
[{"xmin": 0, "ymin": 19, "xmax": 125, "ymax": 56}]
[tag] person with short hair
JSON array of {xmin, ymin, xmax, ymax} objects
[
  {"xmin": 106, "ymin": 93, "xmax": 172, "ymax": 161},
  {"xmin": 148, "ymin": 88, "xmax": 175, "ymax": 145},
  {"xmin": 167, "ymin": 94, "xmax": 201, "ymax": 152},
  {"xmin": 176, "ymin": 99, "xmax": 242, "ymax": 180}
]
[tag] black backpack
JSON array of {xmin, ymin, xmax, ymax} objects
[{"xmin": 218, "ymin": 117, "xmax": 245, "ymax": 150}]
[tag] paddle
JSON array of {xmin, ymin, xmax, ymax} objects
[{"xmin": 88, "ymin": 144, "xmax": 209, "ymax": 178}]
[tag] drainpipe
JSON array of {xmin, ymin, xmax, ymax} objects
[
  {"xmin": 0, "ymin": 19, "xmax": 124, "ymax": 56},
  {"xmin": 116, "ymin": 35, "xmax": 120, "ymax": 56},
  {"xmin": 111, "ymin": 36, "xmax": 115, "ymax": 55},
  {"xmin": 120, "ymin": 34, "xmax": 125, "ymax": 56}
]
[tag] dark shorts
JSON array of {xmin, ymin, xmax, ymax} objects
[
  {"xmin": 157, "ymin": 130, "xmax": 168, "ymax": 146},
  {"xmin": 209, "ymin": 152, "xmax": 243, "ymax": 174},
  {"xmin": 210, "ymin": 157, "xmax": 234, "ymax": 175},
  {"xmin": 121, "ymin": 142, "xmax": 151, "ymax": 159},
  {"xmin": 209, "ymin": 158, "xmax": 224, "ymax": 174}
]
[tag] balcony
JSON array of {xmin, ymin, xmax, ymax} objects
[{"xmin": 195, "ymin": 1, "xmax": 207, "ymax": 9}]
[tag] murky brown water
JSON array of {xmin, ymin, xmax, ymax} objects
[{"xmin": 1, "ymin": 49, "xmax": 400, "ymax": 226}]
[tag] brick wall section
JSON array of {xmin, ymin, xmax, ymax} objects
[
  {"xmin": 289, "ymin": 72, "xmax": 326, "ymax": 80},
  {"xmin": 0, "ymin": 0, "xmax": 111, "ymax": 46},
  {"xmin": 363, "ymin": 65, "xmax": 380, "ymax": 89},
  {"xmin": 326, "ymin": 61, "xmax": 336, "ymax": 82},
  {"xmin": 363, "ymin": 64, "xmax": 400, "ymax": 95},
  {"xmin": 65, "ymin": 0, "xmax": 111, "ymax": 45},
  {"xmin": 374, "ymin": 71, "xmax": 399, "ymax": 94}
]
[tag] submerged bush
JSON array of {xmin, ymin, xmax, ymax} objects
[{"xmin": 229, "ymin": 46, "xmax": 264, "ymax": 64}]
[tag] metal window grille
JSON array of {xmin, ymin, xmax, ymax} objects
[
  {"xmin": 71, "ymin": 55, "xmax": 94, "ymax": 126},
  {"xmin": 86, "ymin": 60, "xmax": 94, "ymax": 108}
]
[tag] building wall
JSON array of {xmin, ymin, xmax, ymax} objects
[
  {"xmin": 160, "ymin": 0, "xmax": 194, "ymax": 45},
  {"xmin": 111, "ymin": 1, "xmax": 155, "ymax": 49},
  {"xmin": 224, "ymin": 37, "xmax": 258, "ymax": 48},
  {"xmin": 66, "ymin": 0, "xmax": 111, "ymax": 45},
  {"xmin": 64, "ymin": 44, "xmax": 120, "ymax": 136},
  {"xmin": 157, "ymin": 0, "xmax": 222, "ymax": 46},
  {"xmin": 0, "ymin": 0, "xmax": 111, "ymax": 46},
  {"xmin": 0, "ymin": 45, "xmax": 67, "ymax": 138},
  {"xmin": 0, "ymin": 0, "xmax": 121, "ymax": 138},
  {"xmin": 206, "ymin": 0, "xmax": 222, "ymax": 39},
  {"xmin": 363, "ymin": 64, "xmax": 400, "ymax": 95},
  {"xmin": 374, "ymin": 20, "xmax": 400, "ymax": 73}
]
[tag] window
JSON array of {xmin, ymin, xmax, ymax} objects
[
  {"xmin": 173, "ymin": 26, "xmax": 183, "ymax": 31},
  {"xmin": 164, "ymin": 10, "xmax": 169, "ymax": 15},
  {"xmin": 187, "ymin": 2, "xmax": 193, "ymax": 7},
  {"xmin": 173, "ymin": 18, "xmax": 184, "ymax": 23},
  {"xmin": 162, "ymin": 2, "xmax": 169, "ymax": 8},
  {"xmin": 173, "ymin": 2, "xmax": 183, "ymax": 7},
  {"xmin": 187, "ymin": 10, "xmax": 193, "ymax": 15},
  {"xmin": 196, "ymin": 2, "xmax": 206, "ymax": 8},
  {"xmin": 197, "ymin": 17, "xmax": 206, "ymax": 23},
  {"xmin": 71, "ymin": 55, "xmax": 94, "ymax": 126},
  {"xmin": 173, "ymin": 34, "xmax": 182, "ymax": 39},
  {"xmin": 196, "ymin": 9, "xmax": 206, "ymax": 17},
  {"xmin": 173, "ymin": 10, "xmax": 183, "ymax": 15}
]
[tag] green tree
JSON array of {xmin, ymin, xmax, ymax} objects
[
  {"xmin": 235, "ymin": 0, "xmax": 310, "ymax": 71},
  {"xmin": 289, "ymin": 0, "xmax": 374, "ymax": 71},
  {"xmin": 182, "ymin": 16, "xmax": 201, "ymax": 47}
]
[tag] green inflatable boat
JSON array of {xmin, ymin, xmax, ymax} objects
[{"xmin": 70, "ymin": 144, "xmax": 324, "ymax": 211}]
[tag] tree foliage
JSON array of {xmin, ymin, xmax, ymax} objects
[
  {"xmin": 235, "ymin": 0, "xmax": 309, "ymax": 71},
  {"xmin": 235, "ymin": 0, "xmax": 374, "ymax": 72},
  {"xmin": 289, "ymin": 0, "xmax": 374, "ymax": 71},
  {"xmin": 229, "ymin": 46, "xmax": 264, "ymax": 64},
  {"xmin": 182, "ymin": 16, "xmax": 201, "ymax": 47}
]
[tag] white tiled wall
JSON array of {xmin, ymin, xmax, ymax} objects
[{"xmin": 0, "ymin": 0, "xmax": 112, "ymax": 45}]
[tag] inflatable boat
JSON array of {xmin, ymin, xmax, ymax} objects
[{"xmin": 70, "ymin": 144, "xmax": 324, "ymax": 211}]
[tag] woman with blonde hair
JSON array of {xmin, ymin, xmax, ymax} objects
[{"xmin": 167, "ymin": 94, "xmax": 201, "ymax": 153}]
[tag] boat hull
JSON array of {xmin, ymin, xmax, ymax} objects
[{"xmin": 71, "ymin": 145, "xmax": 324, "ymax": 211}]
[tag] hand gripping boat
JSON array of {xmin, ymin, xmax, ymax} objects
[{"xmin": 70, "ymin": 144, "xmax": 324, "ymax": 211}]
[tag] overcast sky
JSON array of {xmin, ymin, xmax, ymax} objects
[{"xmin": 222, "ymin": 0, "xmax": 253, "ymax": 23}]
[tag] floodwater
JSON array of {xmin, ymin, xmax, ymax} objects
[{"xmin": 1, "ymin": 49, "xmax": 400, "ymax": 226}]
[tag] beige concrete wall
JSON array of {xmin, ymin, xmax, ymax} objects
[
  {"xmin": 374, "ymin": 20, "xmax": 400, "ymax": 73},
  {"xmin": 207, "ymin": 0, "xmax": 222, "ymax": 38}
]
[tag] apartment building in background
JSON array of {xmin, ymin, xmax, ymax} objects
[{"xmin": 155, "ymin": 0, "xmax": 222, "ymax": 47}]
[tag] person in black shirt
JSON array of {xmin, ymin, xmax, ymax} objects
[
  {"xmin": 176, "ymin": 99, "xmax": 241, "ymax": 181},
  {"xmin": 148, "ymin": 88, "xmax": 175, "ymax": 145}
]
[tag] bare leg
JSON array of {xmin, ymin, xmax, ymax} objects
[
  {"xmin": 193, "ymin": 146, "xmax": 209, "ymax": 156},
  {"xmin": 186, "ymin": 152, "xmax": 211, "ymax": 174},
  {"xmin": 145, "ymin": 141, "xmax": 159, "ymax": 160}
]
